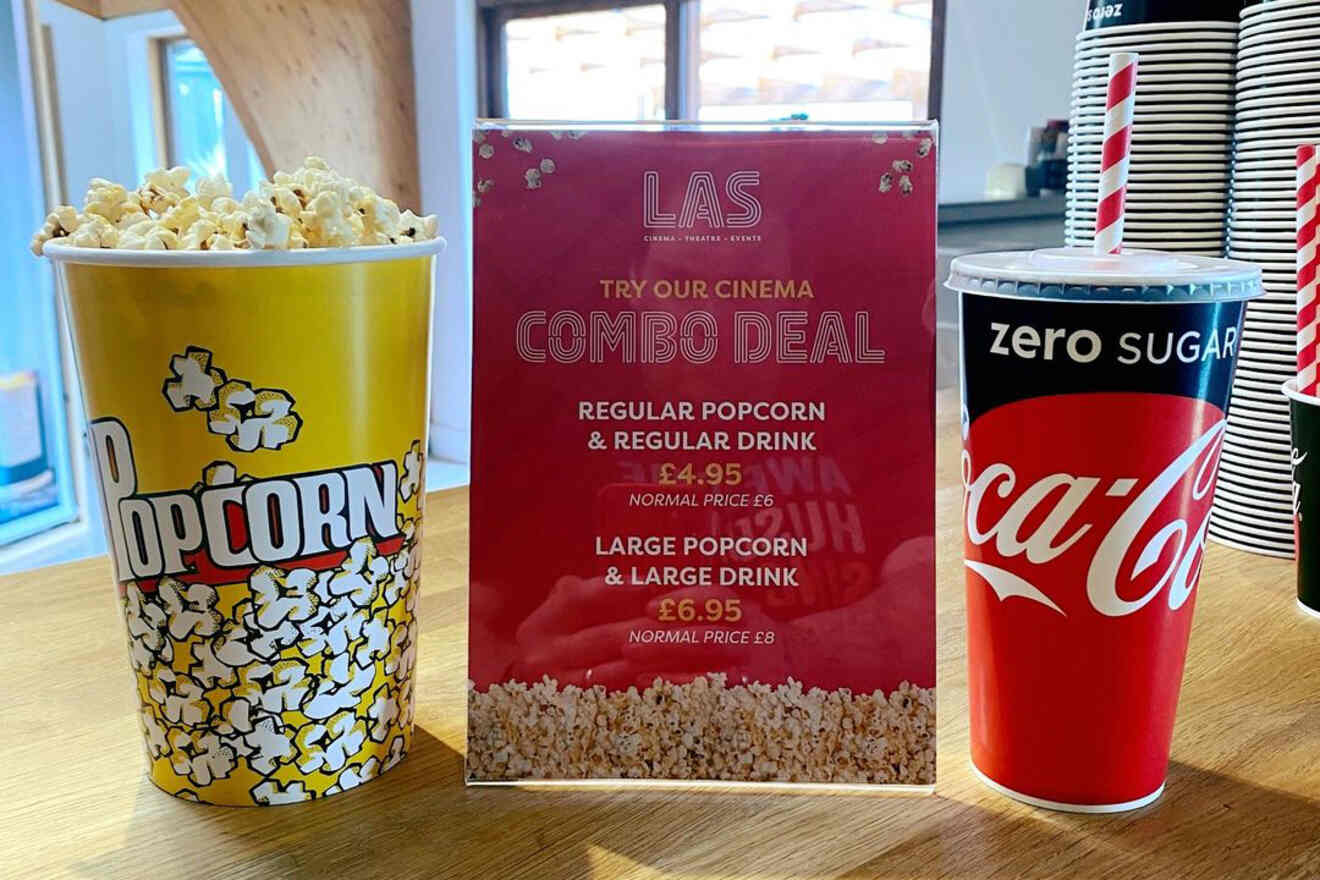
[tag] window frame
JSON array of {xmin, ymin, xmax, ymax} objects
[
  {"xmin": 477, "ymin": 0, "xmax": 946, "ymax": 122},
  {"xmin": 479, "ymin": 0, "xmax": 685, "ymax": 119}
]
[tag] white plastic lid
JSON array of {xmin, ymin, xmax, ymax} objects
[{"xmin": 946, "ymin": 247, "xmax": 1262, "ymax": 303}]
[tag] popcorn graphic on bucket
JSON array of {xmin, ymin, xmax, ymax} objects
[{"xmin": 38, "ymin": 159, "xmax": 442, "ymax": 805}]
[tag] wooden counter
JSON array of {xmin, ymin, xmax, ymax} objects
[{"xmin": 4, "ymin": 392, "xmax": 1319, "ymax": 878}]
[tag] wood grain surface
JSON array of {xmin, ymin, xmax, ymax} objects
[
  {"xmin": 167, "ymin": 0, "xmax": 421, "ymax": 209},
  {"xmin": 2, "ymin": 391, "xmax": 1319, "ymax": 879}
]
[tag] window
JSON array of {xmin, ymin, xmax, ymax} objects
[
  {"xmin": 159, "ymin": 38, "xmax": 263, "ymax": 195},
  {"xmin": 2, "ymin": 10, "xmax": 265, "ymax": 572},
  {"xmin": 505, "ymin": 6, "xmax": 668, "ymax": 120},
  {"xmin": 0, "ymin": 0, "xmax": 79, "ymax": 560},
  {"xmin": 481, "ymin": 0, "xmax": 944, "ymax": 121}
]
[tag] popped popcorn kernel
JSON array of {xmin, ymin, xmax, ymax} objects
[
  {"xmin": 396, "ymin": 210, "xmax": 437, "ymax": 243},
  {"xmin": 68, "ymin": 214, "xmax": 118, "ymax": 249},
  {"xmin": 144, "ymin": 227, "xmax": 180, "ymax": 250},
  {"xmin": 83, "ymin": 178, "xmax": 132, "ymax": 224},
  {"xmin": 30, "ymin": 205, "xmax": 80, "ymax": 255},
  {"xmin": 196, "ymin": 172, "xmax": 233, "ymax": 209},
  {"xmin": 34, "ymin": 157, "xmax": 438, "ymax": 253},
  {"xmin": 243, "ymin": 194, "xmax": 294, "ymax": 250},
  {"xmin": 138, "ymin": 166, "xmax": 191, "ymax": 214},
  {"xmin": 302, "ymin": 190, "xmax": 361, "ymax": 247}
]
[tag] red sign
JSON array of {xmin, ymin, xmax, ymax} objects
[{"xmin": 469, "ymin": 125, "xmax": 937, "ymax": 786}]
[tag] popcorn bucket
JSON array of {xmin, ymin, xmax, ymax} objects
[{"xmin": 45, "ymin": 240, "xmax": 442, "ymax": 805}]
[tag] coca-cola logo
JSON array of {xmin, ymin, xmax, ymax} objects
[
  {"xmin": 961, "ymin": 393, "xmax": 1226, "ymax": 619},
  {"xmin": 1293, "ymin": 448, "xmax": 1308, "ymax": 521}
]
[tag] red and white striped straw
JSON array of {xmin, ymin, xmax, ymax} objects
[
  {"xmin": 1094, "ymin": 52, "xmax": 1139, "ymax": 256},
  {"xmin": 1298, "ymin": 144, "xmax": 1320, "ymax": 396}
]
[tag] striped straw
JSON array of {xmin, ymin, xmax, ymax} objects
[
  {"xmin": 1299, "ymin": 144, "xmax": 1320, "ymax": 396},
  {"xmin": 1094, "ymin": 52, "xmax": 1138, "ymax": 256}
]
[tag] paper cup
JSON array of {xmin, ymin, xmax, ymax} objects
[
  {"xmin": 949, "ymin": 247, "xmax": 1261, "ymax": 812},
  {"xmin": 1285, "ymin": 379, "xmax": 1320, "ymax": 615},
  {"xmin": 46, "ymin": 240, "xmax": 442, "ymax": 806}
]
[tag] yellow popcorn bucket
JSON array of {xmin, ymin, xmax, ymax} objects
[{"xmin": 45, "ymin": 240, "xmax": 443, "ymax": 805}]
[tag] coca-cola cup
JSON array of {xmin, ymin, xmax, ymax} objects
[{"xmin": 947, "ymin": 248, "xmax": 1262, "ymax": 812}]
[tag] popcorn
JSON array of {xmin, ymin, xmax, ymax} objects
[
  {"xmin": 301, "ymin": 190, "xmax": 361, "ymax": 247},
  {"xmin": 159, "ymin": 197, "xmax": 203, "ymax": 234},
  {"xmin": 68, "ymin": 214, "xmax": 118, "ymax": 249},
  {"xmin": 396, "ymin": 210, "xmax": 437, "ymax": 242},
  {"xmin": 525, "ymin": 169, "xmax": 543, "ymax": 190},
  {"xmin": 148, "ymin": 667, "xmax": 211, "ymax": 726},
  {"xmin": 143, "ymin": 228, "xmax": 179, "ymax": 250},
  {"xmin": 295, "ymin": 711, "xmax": 368, "ymax": 774},
  {"xmin": 123, "ymin": 583, "xmax": 170, "ymax": 665},
  {"xmin": 356, "ymin": 192, "xmax": 402, "ymax": 244},
  {"xmin": 917, "ymin": 137, "xmax": 934, "ymax": 158},
  {"xmin": 399, "ymin": 441, "xmax": 422, "ymax": 501},
  {"xmin": 180, "ymin": 219, "xmax": 219, "ymax": 250},
  {"xmin": 163, "ymin": 346, "xmax": 303, "ymax": 452},
  {"xmin": 383, "ymin": 734, "xmax": 407, "ymax": 772},
  {"xmin": 539, "ymin": 158, "xmax": 556, "ymax": 175},
  {"xmin": 513, "ymin": 137, "xmax": 533, "ymax": 153},
  {"xmin": 116, "ymin": 445, "xmax": 422, "ymax": 805},
  {"xmin": 242, "ymin": 193, "xmax": 294, "ymax": 250},
  {"xmin": 83, "ymin": 178, "xmax": 132, "ymax": 224},
  {"xmin": 303, "ymin": 656, "xmax": 375, "ymax": 720},
  {"xmin": 31, "ymin": 156, "xmax": 438, "ymax": 254},
  {"xmin": 207, "ymin": 382, "xmax": 302, "ymax": 452},
  {"xmin": 467, "ymin": 676, "xmax": 935, "ymax": 784},
  {"xmin": 250, "ymin": 566, "xmax": 320, "ymax": 630},
  {"xmin": 326, "ymin": 756, "xmax": 380, "ymax": 795},
  {"xmin": 899, "ymin": 175, "xmax": 914, "ymax": 196},
  {"xmin": 140, "ymin": 707, "xmax": 172, "ymax": 759},
  {"xmin": 115, "ymin": 219, "xmax": 155, "ymax": 250},
  {"xmin": 138, "ymin": 166, "xmax": 191, "ymax": 215},
  {"xmin": 195, "ymin": 172, "xmax": 232, "ymax": 209},
  {"xmin": 251, "ymin": 778, "xmax": 310, "ymax": 805},
  {"xmin": 235, "ymin": 659, "xmax": 312, "ymax": 714},
  {"xmin": 892, "ymin": 159, "xmax": 913, "ymax": 174},
  {"xmin": 878, "ymin": 174, "xmax": 894, "ymax": 194},
  {"xmin": 366, "ymin": 683, "xmax": 400, "ymax": 742},
  {"xmin": 158, "ymin": 578, "xmax": 222, "ymax": 639},
  {"xmin": 260, "ymin": 180, "xmax": 303, "ymax": 218},
  {"xmin": 478, "ymin": 144, "xmax": 494, "ymax": 159},
  {"xmin": 168, "ymin": 730, "xmax": 237, "ymax": 786},
  {"xmin": 244, "ymin": 716, "xmax": 298, "ymax": 775}
]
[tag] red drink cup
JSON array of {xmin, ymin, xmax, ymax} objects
[{"xmin": 947, "ymin": 248, "xmax": 1262, "ymax": 811}]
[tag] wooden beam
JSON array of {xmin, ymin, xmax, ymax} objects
[
  {"xmin": 166, "ymin": 0, "xmax": 421, "ymax": 209},
  {"xmin": 47, "ymin": 0, "xmax": 168, "ymax": 19},
  {"xmin": 100, "ymin": 0, "xmax": 169, "ymax": 17},
  {"xmin": 47, "ymin": 0, "xmax": 101, "ymax": 18}
]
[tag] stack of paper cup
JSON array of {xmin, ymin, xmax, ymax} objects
[
  {"xmin": 1214, "ymin": 0, "xmax": 1320, "ymax": 558},
  {"xmin": 1066, "ymin": 1, "xmax": 1239, "ymax": 255}
]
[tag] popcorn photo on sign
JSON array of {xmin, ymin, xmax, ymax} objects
[{"xmin": 469, "ymin": 123, "xmax": 938, "ymax": 788}]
